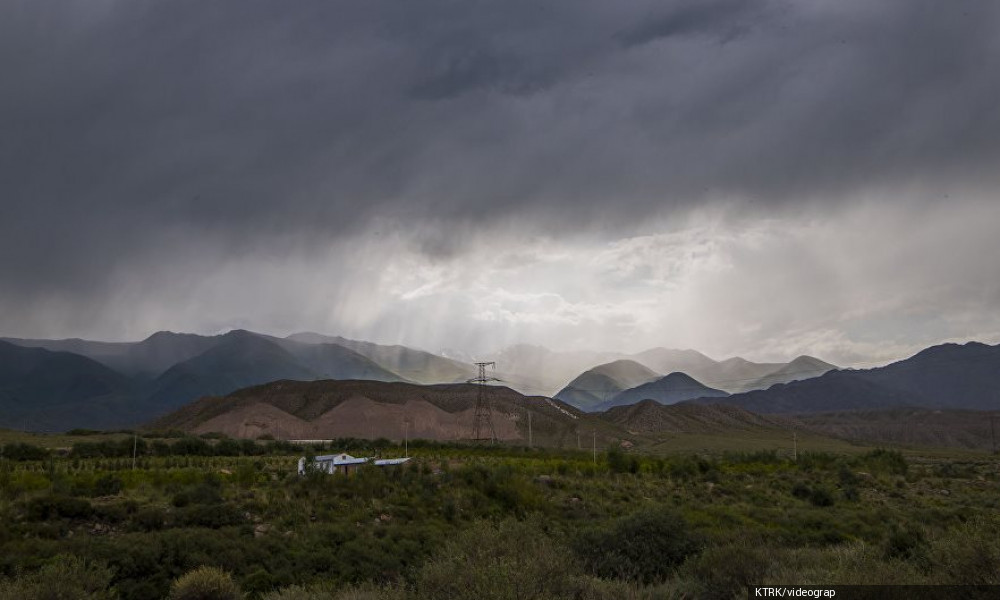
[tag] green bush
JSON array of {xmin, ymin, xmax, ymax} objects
[
  {"xmin": 169, "ymin": 566, "xmax": 242, "ymax": 600},
  {"xmin": 884, "ymin": 524, "xmax": 929, "ymax": 563},
  {"xmin": 681, "ymin": 543, "xmax": 771, "ymax": 600},
  {"xmin": 261, "ymin": 582, "xmax": 404, "ymax": 600},
  {"xmin": 0, "ymin": 555, "xmax": 117, "ymax": 600},
  {"xmin": 808, "ymin": 486, "xmax": 835, "ymax": 507},
  {"xmin": 24, "ymin": 495, "xmax": 93, "ymax": 521},
  {"xmin": 131, "ymin": 507, "xmax": 167, "ymax": 532},
  {"xmin": 929, "ymin": 516, "xmax": 1000, "ymax": 585},
  {"xmin": 94, "ymin": 474, "xmax": 124, "ymax": 497},
  {"xmin": 177, "ymin": 504, "xmax": 245, "ymax": 529},
  {"xmin": 607, "ymin": 448, "xmax": 639, "ymax": 474},
  {"xmin": 0, "ymin": 442, "xmax": 49, "ymax": 461},
  {"xmin": 576, "ymin": 507, "xmax": 700, "ymax": 584},
  {"xmin": 416, "ymin": 518, "xmax": 580, "ymax": 600},
  {"xmin": 856, "ymin": 449, "xmax": 908, "ymax": 476}
]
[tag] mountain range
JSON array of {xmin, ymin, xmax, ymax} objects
[
  {"xmin": 692, "ymin": 341, "xmax": 1000, "ymax": 414},
  {"xmin": 483, "ymin": 345, "xmax": 835, "ymax": 396},
  {"xmin": 553, "ymin": 354, "xmax": 835, "ymax": 412},
  {"xmin": 6, "ymin": 327, "xmax": 996, "ymax": 437},
  {"xmin": 552, "ymin": 359, "xmax": 660, "ymax": 411},
  {"xmin": 1, "ymin": 329, "xmax": 839, "ymax": 430},
  {"xmin": 0, "ymin": 331, "xmax": 411, "ymax": 430},
  {"xmin": 599, "ymin": 372, "xmax": 729, "ymax": 411}
]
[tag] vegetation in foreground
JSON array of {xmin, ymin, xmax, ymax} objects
[{"xmin": 1, "ymin": 434, "xmax": 1000, "ymax": 599}]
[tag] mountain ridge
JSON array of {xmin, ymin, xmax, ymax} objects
[
  {"xmin": 692, "ymin": 341, "xmax": 1000, "ymax": 414},
  {"xmin": 601, "ymin": 372, "xmax": 729, "ymax": 410}
]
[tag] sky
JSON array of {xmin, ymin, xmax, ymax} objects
[{"xmin": 2, "ymin": 0, "xmax": 1000, "ymax": 366}]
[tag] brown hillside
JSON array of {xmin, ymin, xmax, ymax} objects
[
  {"xmin": 603, "ymin": 399, "xmax": 792, "ymax": 434},
  {"xmin": 795, "ymin": 407, "xmax": 1000, "ymax": 451},
  {"xmin": 149, "ymin": 379, "xmax": 629, "ymax": 447}
]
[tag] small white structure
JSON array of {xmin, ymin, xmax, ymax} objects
[{"xmin": 297, "ymin": 453, "xmax": 411, "ymax": 476}]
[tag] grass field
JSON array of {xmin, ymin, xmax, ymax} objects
[
  {"xmin": 0, "ymin": 428, "xmax": 133, "ymax": 448},
  {"xmin": 3, "ymin": 428, "xmax": 1000, "ymax": 599}
]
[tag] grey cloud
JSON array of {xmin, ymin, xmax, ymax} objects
[
  {"xmin": 1, "ymin": 0, "xmax": 1000, "ymax": 339},
  {"xmin": 615, "ymin": 0, "xmax": 765, "ymax": 48}
]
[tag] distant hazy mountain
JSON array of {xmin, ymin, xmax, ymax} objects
[
  {"xmin": 2, "ymin": 331, "xmax": 219, "ymax": 379},
  {"xmin": 1, "ymin": 336, "xmax": 131, "ymax": 366},
  {"xmin": 601, "ymin": 372, "xmax": 728, "ymax": 410},
  {"xmin": 276, "ymin": 340, "xmax": 407, "ymax": 382},
  {"xmin": 625, "ymin": 349, "xmax": 816, "ymax": 393},
  {"xmin": 696, "ymin": 342, "xmax": 1000, "ymax": 414},
  {"xmin": 146, "ymin": 331, "xmax": 403, "ymax": 413},
  {"xmin": 476, "ymin": 344, "xmax": 836, "ymax": 396},
  {"xmin": 0, "ymin": 341, "xmax": 139, "ymax": 430},
  {"xmin": 713, "ymin": 357, "xmax": 785, "ymax": 389},
  {"xmin": 552, "ymin": 349, "xmax": 833, "ymax": 410},
  {"xmin": 286, "ymin": 332, "xmax": 474, "ymax": 384},
  {"xmin": 735, "ymin": 355, "xmax": 837, "ymax": 393},
  {"xmin": 490, "ymin": 344, "xmax": 622, "ymax": 396},
  {"xmin": 146, "ymin": 331, "xmax": 319, "ymax": 411},
  {"xmin": 628, "ymin": 348, "xmax": 717, "ymax": 381},
  {"xmin": 110, "ymin": 331, "xmax": 221, "ymax": 378},
  {"xmin": 0, "ymin": 329, "xmax": 484, "ymax": 430},
  {"xmin": 554, "ymin": 360, "xmax": 660, "ymax": 411}
]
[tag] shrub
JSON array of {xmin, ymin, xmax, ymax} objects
[
  {"xmin": 929, "ymin": 516, "xmax": 1000, "ymax": 585},
  {"xmin": 1, "ymin": 442, "xmax": 49, "ymax": 461},
  {"xmin": 856, "ymin": 449, "xmax": 908, "ymax": 476},
  {"xmin": 791, "ymin": 482, "xmax": 810, "ymax": 500},
  {"xmin": 262, "ymin": 583, "xmax": 404, "ymax": 600},
  {"xmin": 808, "ymin": 486, "xmax": 835, "ymax": 507},
  {"xmin": 606, "ymin": 449, "xmax": 639, "ymax": 474},
  {"xmin": 94, "ymin": 474, "xmax": 124, "ymax": 497},
  {"xmin": 177, "ymin": 504, "xmax": 245, "ymax": 529},
  {"xmin": 131, "ymin": 507, "xmax": 167, "ymax": 532},
  {"xmin": 790, "ymin": 483, "xmax": 834, "ymax": 507},
  {"xmin": 168, "ymin": 566, "xmax": 242, "ymax": 600},
  {"xmin": 416, "ymin": 518, "xmax": 580, "ymax": 600},
  {"xmin": 681, "ymin": 543, "xmax": 771, "ymax": 600},
  {"xmin": 884, "ymin": 524, "xmax": 929, "ymax": 563},
  {"xmin": 576, "ymin": 507, "xmax": 700, "ymax": 584},
  {"xmin": 0, "ymin": 555, "xmax": 117, "ymax": 600},
  {"xmin": 24, "ymin": 495, "xmax": 93, "ymax": 521}
]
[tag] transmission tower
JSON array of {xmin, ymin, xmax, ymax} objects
[{"xmin": 469, "ymin": 361, "xmax": 499, "ymax": 443}]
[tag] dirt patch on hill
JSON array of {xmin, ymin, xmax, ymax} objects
[
  {"xmin": 309, "ymin": 396, "xmax": 520, "ymax": 440},
  {"xmin": 193, "ymin": 402, "xmax": 317, "ymax": 439},
  {"xmin": 192, "ymin": 395, "xmax": 521, "ymax": 441}
]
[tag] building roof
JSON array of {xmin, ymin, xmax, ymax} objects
[{"xmin": 314, "ymin": 453, "xmax": 368, "ymax": 466}]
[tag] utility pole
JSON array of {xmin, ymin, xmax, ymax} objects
[
  {"xmin": 404, "ymin": 420, "xmax": 409, "ymax": 458},
  {"xmin": 528, "ymin": 409, "xmax": 533, "ymax": 449},
  {"xmin": 994, "ymin": 391, "xmax": 999, "ymax": 455},
  {"xmin": 991, "ymin": 415, "xmax": 997, "ymax": 455},
  {"xmin": 793, "ymin": 432, "xmax": 798, "ymax": 462},
  {"xmin": 469, "ymin": 362, "xmax": 499, "ymax": 443},
  {"xmin": 132, "ymin": 433, "xmax": 138, "ymax": 470},
  {"xmin": 592, "ymin": 430, "xmax": 596, "ymax": 464}
]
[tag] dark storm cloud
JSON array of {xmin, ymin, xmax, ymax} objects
[
  {"xmin": 1, "ymin": 0, "xmax": 999, "ymax": 324},
  {"xmin": 615, "ymin": 0, "xmax": 764, "ymax": 47}
]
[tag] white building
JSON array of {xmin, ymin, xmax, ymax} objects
[{"xmin": 297, "ymin": 453, "xmax": 411, "ymax": 475}]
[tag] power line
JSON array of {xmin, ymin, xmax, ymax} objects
[{"xmin": 469, "ymin": 362, "xmax": 498, "ymax": 443}]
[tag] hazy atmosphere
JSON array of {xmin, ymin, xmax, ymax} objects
[{"xmin": 3, "ymin": 0, "xmax": 1000, "ymax": 365}]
